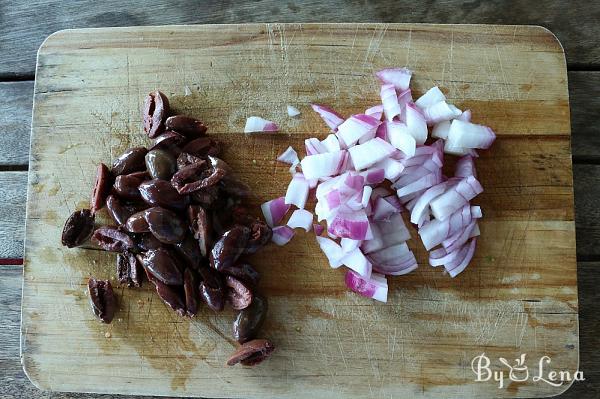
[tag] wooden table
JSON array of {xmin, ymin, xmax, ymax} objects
[{"xmin": 0, "ymin": 1, "xmax": 598, "ymax": 398}]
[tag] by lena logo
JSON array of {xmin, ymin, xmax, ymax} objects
[{"xmin": 471, "ymin": 353, "xmax": 584, "ymax": 389}]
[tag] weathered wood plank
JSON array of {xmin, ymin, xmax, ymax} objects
[
  {"xmin": 569, "ymin": 72, "xmax": 600, "ymax": 162},
  {"xmin": 573, "ymin": 164, "xmax": 600, "ymax": 257},
  {"xmin": 0, "ymin": 81, "xmax": 33, "ymax": 165},
  {"xmin": 0, "ymin": 172, "xmax": 27, "ymax": 259},
  {"xmin": 2, "ymin": 261, "xmax": 598, "ymax": 398},
  {"xmin": 0, "ymin": 0, "xmax": 599, "ymax": 78}
]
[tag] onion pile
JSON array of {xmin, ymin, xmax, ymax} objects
[{"xmin": 262, "ymin": 67, "xmax": 495, "ymax": 302}]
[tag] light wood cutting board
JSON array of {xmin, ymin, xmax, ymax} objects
[{"xmin": 21, "ymin": 24, "xmax": 577, "ymax": 398}]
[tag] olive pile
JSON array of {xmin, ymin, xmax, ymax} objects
[{"xmin": 62, "ymin": 91, "xmax": 274, "ymax": 366}]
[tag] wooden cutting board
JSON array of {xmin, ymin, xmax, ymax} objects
[{"xmin": 21, "ymin": 24, "xmax": 577, "ymax": 398}]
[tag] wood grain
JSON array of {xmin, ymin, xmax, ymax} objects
[
  {"xmin": 1, "ymin": 0, "xmax": 600, "ymax": 78},
  {"xmin": 20, "ymin": 24, "xmax": 577, "ymax": 398},
  {"xmin": 0, "ymin": 172, "xmax": 27, "ymax": 259},
  {"xmin": 0, "ymin": 82, "xmax": 33, "ymax": 165}
]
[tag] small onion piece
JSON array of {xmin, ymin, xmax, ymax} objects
[
  {"xmin": 313, "ymin": 223, "xmax": 324, "ymax": 236},
  {"xmin": 244, "ymin": 116, "xmax": 279, "ymax": 133},
  {"xmin": 287, "ymin": 209, "xmax": 314, "ymax": 231},
  {"xmin": 345, "ymin": 270, "xmax": 388, "ymax": 302},
  {"xmin": 337, "ymin": 114, "xmax": 382, "ymax": 147},
  {"xmin": 287, "ymin": 105, "xmax": 301, "ymax": 117},
  {"xmin": 272, "ymin": 225, "xmax": 295, "ymax": 246},
  {"xmin": 422, "ymin": 101, "xmax": 462, "ymax": 125},
  {"xmin": 387, "ymin": 121, "xmax": 416, "ymax": 157},
  {"xmin": 340, "ymin": 247, "xmax": 372, "ymax": 277},
  {"xmin": 446, "ymin": 119, "xmax": 496, "ymax": 150},
  {"xmin": 380, "ymin": 84, "xmax": 402, "ymax": 121},
  {"xmin": 415, "ymin": 86, "xmax": 446, "ymax": 109},
  {"xmin": 277, "ymin": 146, "xmax": 300, "ymax": 167},
  {"xmin": 285, "ymin": 174, "xmax": 310, "ymax": 209},
  {"xmin": 365, "ymin": 104, "xmax": 384, "ymax": 120},
  {"xmin": 311, "ymin": 104, "xmax": 344, "ymax": 131},
  {"xmin": 348, "ymin": 138, "xmax": 396, "ymax": 171},
  {"xmin": 261, "ymin": 197, "xmax": 290, "ymax": 227},
  {"xmin": 300, "ymin": 150, "xmax": 347, "ymax": 180},
  {"xmin": 375, "ymin": 68, "xmax": 412, "ymax": 91},
  {"xmin": 405, "ymin": 103, "xmax": 428, "ymax": 145},
  {"xmin": 316, "ymin": 236, "xmax": 344, "ymax": 268}
]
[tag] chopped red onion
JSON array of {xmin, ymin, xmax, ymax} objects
[
  {"xmin": 432, "ymin": 120, "xmax": 451, "ymax": 139},
  {"xmin": 341, "ymin": 238, "xmax": 361, "ymax": 253},
  {"xmin": 272, "ymin": 225, "xmax": 295, "ymax": 246},
  {"xmin": 415, "ymin": 86, "xmax": 446, "ymax": 109},
  {"xmin": 405, "ymin": 103, "xmax": 428, "ymax": 144},
  {"xmin": 244, "ymin": 116, "xmax": 279, "ymax": 133},
  {"xmin": 387, "ymin": 121, "xmax": 416, "ymax": 157},
  {"xmin": 316, "ymin": 236, "xmax": 344, "ymax": 268},
  {"xmin": 455, "ymin": 155, "xmax": 477, "ymax": 178},
  {"xmin": 287, "ymin": 105, "xmax": 301, "ymax": 117},
  {"xmin": 457, "ymin": 109, "xmax": 472, "ymax": 122},
  {"xmin": 380, "ymin": 84, "xmax": 402, "ymax": 121},
  {"xmin": 287, "ymin": 209, "xmax": 314, "ymax": 231},
  {"xmin": 348, "ymin": 137, "xmax": 396, "ymax": 171},
  {"xmin": 410, "ymin": 182, "xmax": 447, "ymax": 224},
  {"xmin": 422, "ymin": 101, "xmax": 462, "ymax": 125},
  {"xmin": 261, "ymin": 197, "xmax": 290, "ymax": 227},
  {"xmin": 340, "ymin": 247, "xmax": 372, "ymax": 277},
  {"xmin": 305, "ymin": 137, "xmax": 327, "ymax": 155},
  {"xmin": 285, "ymin": 174, "xmax": 310, "ymax": 209},
  {"xmin": 277, "ymin": 146, "xmax": 300, "ymax": 167},
  {"xmin": 375, "ymin": 67, "xmax": 412, "ymax": 91},
  {"xmin": 337, "ymin": 114, "xmax": 382, "ymax": 146},
  {"xmin": 365, "ymin": 104, "xmax": 384, "ymax": 120},
  {"xmin": 446, "ymin": 237, "xmax": 477, "ymax": 277},
  {"xmin": 321, "ymin": 134, "xmax": 341, "ymax": 152},
  {"xmin": 446, "ymin": 119, "xmax": 496, "ymax": 150},
  {"xmin": 300, "ymin": 150, "xmax": 347, "ymax": 179},
  {"xmin": 328, "ymin": 208, "xmax": 372, "ymax": 240},
  {"xmin": 345, "ymin": 270, "xmax": 388, "ymax": 302},
  {"xmin": 429, "ymin": 176, "xmax": 483, "ymax": 220},
  {"xmin": 313, "ymin": 223, "xmax": 324, "ymax": 236},
  {"xmin": 311, "ymin": 104, "xmax": 344, "ymax": 131}
]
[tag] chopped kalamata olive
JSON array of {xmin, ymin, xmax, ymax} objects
[
  {"xmin": 226, "ymin": 339, "xmax": 275, "ymax": 366},
  {"xmin": 88, "ymin": 278, "xmax": 116, "ymax": 324},
  {"xmin": 143, "ymin": 91, "xmax": 169, "ymax": 139},
  {"xmin": 220, "ymin": 177, "xmax": 252, "ymax": 198},
  {"xmin": 244, "ymin": 219, "xmax": 273, "ymax": 254},
  {"xmin": 91, "ymin": 227, "xmax": 134, "ymax": 252},
  {"xmin": 150, "ymin": 131, "xmax": 186, "ymax": 152},
  {"xmin": 117, "ymin": 251, "xmax": 143, "ymax": 287},
  {"xmin": 149, "ymin": 274, "xmax": 186, "ymax": 317},
  {"xmin": 181, "ymin": 137, "xmax": 214, "ymax": 155},
  {"xmin": 209, "ymin": 225, "xmax": 250, "ymax": 271},
  {"xmin": 165, "ymin": 115, "xmax": 208, "ymax": 138},
  {"xmin": 140, "ymin": 248, "xmax": 183, "ymax": 285},
  {"xmin": 145, "ymin": 149, "xmax": 177, "ymax": 180},
  {"xmin": 183, "ymin": 268, "xmax": 200, "ymax": 317},
  {"xmin": 125, "ymin": 211, "xmax": 150, "ymax": 233},
  {"xmin": 199, "ymin": 281, "xmax": 225, "ymax": 312},
  {"xmin": 143, "ymin": 206, "xmax": 186, "ymax": 244},
  {"xmin": 112, "ymin": 147, "xmax": 148, "ymax": 176},
  {"xmin": 61, "ymin": 209, "xmax": 95, "ymax": 248},
  {"xmin": 114, "ymin": 173, "xmax": 144, "ymax": 200},
  {"xmin": 221, "ymin": 262, "xmax": 260, "ymax": 287},
  {"xmin": 90, "ymin": 163, "xmax": 113, "ymax": 214},
  {"xmin": 188, "ymin": 205, "xmax": 211, "ymax": 257},
  {"xmin": 176, "ymin": 152, "xmax": 204, "ymax": 170},
  {"xmin": 191, "ymin": 186, "xmax": 221, "ymax": 209},
  {"xmin": 139, "ymin": 179, "xmax": 189, "ymax": 211},
  {"xmin": 136, "ymin": 233, "xmax": 164, "ymax": 251},
  {"xmin": 171, "ymin": 156, "xmax": 228, "ymax": 194},
  {"xmin": 106, "ymin": 195, "xmax": 137, "ymax": 226},
  {"xmin": 225, "ymin": 275, "xmax": 253, "ymax": 310},
  {"xmin": 233, "ymin": 295, "xmax": 267, "ymax": 343},
  {"xmin": 174, "ymin": 234, "xmax": 202, "ymax": 270}
]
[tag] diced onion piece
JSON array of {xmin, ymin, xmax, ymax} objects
[
  {"xmin": 337, "ymin": 114, "xmax": 382, "ymax": 147},
  {"xmin": 277, "ymin": 146, "xmax": 299, "ymax": 166},
  {"xmin": 429, "ymin": 176, "xmax": 483, "ymax": 220},
  {"xmin": 348, "ymin": 137, "xmax": 395, "ymax": 171},
  {"xmin": 311, "ymin": 104, "xmax": 344, "ymax": 131},
  {"xmin": 405, "ymin": 103, "xmax": 428, "ymax": 144},
  {"xmin": 361, "ymin": 186, "xmax": 372, "ymax": 208},
  {"xmin": 285, "ymin": 174, "xmax": 310, "ymax": 209},
  {"xmin": 410, "ymin": 182, "xmax": 447, "ymax": 224},
  {"xmin": 446, "ymin": 237, "xmax": 477, "ymax": 277},
  {"xmin": 345, "ymin": 270, "xmax": 388, "ymax": 302},
  {"xmin": 372, "ymin": 196, "xmax": 398, "ymax": 221},
  {"xmin": 422, "ymin": 101, "xmax": 462, "ymax": 125},
  {"xmin": 272, "ymin": 225, "xmax": 295, "ymax": 246},
  {"xmin": 365, "ymin": 104, "xmax": 384, "ymax": 120},
  {"xmin": 455, "ymin": 155, "xmax": 477, "ymax": 178},
  {"xmin": 375, "ymin": 68, "xmax": 412, "ymax": 91},
  {"xmin": 300, "ymin": 150, "xmax": 346, "ymax": 179},
  {"xmin": 287, "ymin": 209, "xmax": 314, "ymax": 231},
  {"xmin": 432, "ymin": 120, "xmax": 451, "ymax": 139},
  {"xmin": 328, "ymin": 208, "xmax": 371, "ymax": 240},
  {"xmin": 313, "ymin": 223, "xmax": 324, "ymax": 236},
  {"xmin": 305, "ymin": 137, "xmax": 327, "ymax": 155},
  {"xmin": 316, "ymin": 236, "xmax": 344, "ymax": 268},
  {"xmin": 457, "ymin": 109, "xmax": 472, "ymax": 122},
  {"xmin": 397, "ymin": 89, "xmax": 413, "ymax": 111},
  {"xmin": 341, "ymin": 238, "xmax": 361, "ymax": 253},
  {"xmin": 447, "ymin": 119, "xmax": 496, "ymax": 149},
  {"xmin": 261, "ymin": 197, "xmax": 290, "ymax": 227},
  {"xmin": 387, "ymin": 121, "xmax": 416, "ymax": 157},
  {"xmin": 360, "ymin": 167, "xmax": 385, "ymax": 185},
  {"xmin": 244, "ymin": 116, "xmax": 279, "ymax": 133},
  {"xmin": 287, "ymin": 105, "xmax": 301, "ymax": 117},
  {"xmin": 396, "ymin": 171, "xmax": 441, "ymax": 197},
  {"xmin": 321, "ymin": 134, "xmax": 341, "ymax": 153},
  {"xmin": 340, "ymin": 248, "xmax": 372, "ymax": 277},
  {"xmin": 368, "ymin": 242, "xmax": 409, "ymax": 264},
  {"xmin": 371, "ymin": 250, "xmax": 418, "ymax": 276},
  {"xmin": 373, "ymin": 157, "xmax": 404, "ymax": 181},
  {"xmin": 380, "ymin": 84, "xmax": 402, "ymax": 121},
  {"xmin": 415, "ymin": 86, "xmax": 446, "ymax": 109}
]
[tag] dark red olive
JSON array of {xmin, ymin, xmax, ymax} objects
[
  {"xmin": 136, "ymin": 233, "xmax": 164, "ymax": 251},
  {"xmin": 125, "ymin": 211, "xmax": 150, "ymax": 233},
  {"xmin": 140, "ymin": 248, "xmax": 183, "ymax": 285},
  {"xmin": 145, "ymin": 149, "xmax": 177, "ymax": 180},
  {"xmin": 143, "ymin": 206, "xmax": 186, "ymax": 244},
  {"xmin": 112, "ymin": 147, "xmax": 148, "ymax": 176},
  {"xmin": 90, "ymin": 163, "xmax": 113, "ymax": 213},
  {"xmin": 233, "ymin": 295, "xmax": 267, "ymax": 343},
  {"xmin": 117, "ymin": 251, "xmax": 143, "ymax": 287},
  {"xmin": 188, "ymin": 205, "xmax": 211, "ymax": 257},
  {"xmin": 148, "ymin": 275, "xmax": 185, "ymax": 316},
  {"xmin": 139, "ymin": 179, "xmax": 189, "ymax": 211},
  {"xmin": 199, "ymin": 281, "xmax": 224, "ymax": 312},
  {"xmin": 177, "ymin": 152, "xmax": 204, "ymax": 170},
  {"xmin": 174, "ymin": 234, "xmax": 202, "ymax": 270},
  {"xmin": 209, "ymin": 225, "xmax": 250, "ymax": 271},
  {"xmin": 191, "ymin": 186, "xmax": 221, "ymax": 209},
  {"xmin": 61, "ymin": 209, "xmax": 95, "ymax": 248},
  {"xmin": 226, "ymin": 339, "xmax": 275, "ymax": 366},
  {"xmin": 184, "ymin": 268, "xmax": 199, "ymax": 317},
  {"xmin": 106, "ymin": 195, "xmax": 137, "ymax": 226},
  {"xmin": 143, "ymin": 91, "xmax": 169, "ymax": 139},
  {"xmin": 221, "ymin": 263, "xmax": 260, "ymax": 287},
  {"xmin": 91, "ymin": 227, "xmax": 134, "ymax": 252},
  {"xmin": 114, "ymin": 174, "xmax": 144, "ymax": 200},
  {"xmin": 244, "ymin": 219, "xmax": 273, "ymax": 254},
  {"xmin": 225, "ymin": 275, "xmax": 253, "ymax": 310},
  {"xmin": 88, "ymin": 278, "xmax": 116, "ymax": 324},
  {"xmin": 171, "ymin": 156, "xmax": 228, "ymax": 194},
  {"xmin": 150, "ymin": 131, "xmax": 186, "ymax": 152},
  {"xmin": 165, "ymin": 115, "xmax": 207, "ymax": 138}
]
